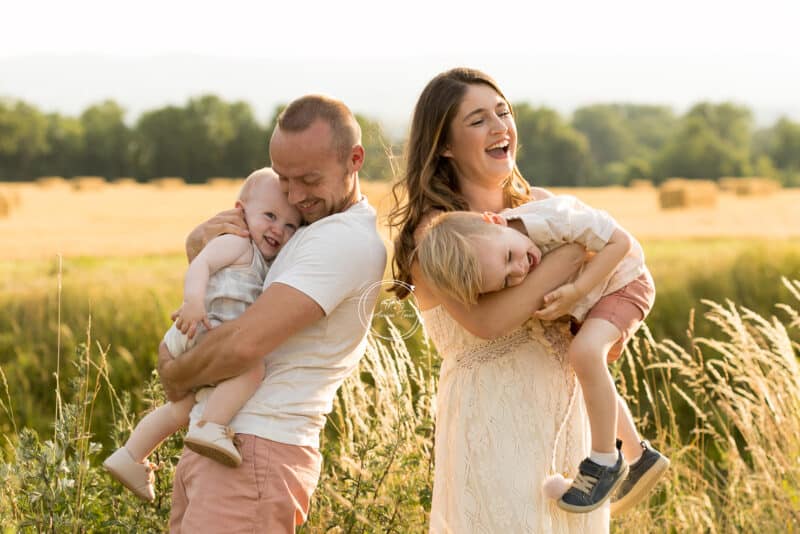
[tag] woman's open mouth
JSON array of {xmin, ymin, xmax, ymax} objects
[{"xmin": 486, "ymin": 140, "xmax": 510, "ymax": 159}]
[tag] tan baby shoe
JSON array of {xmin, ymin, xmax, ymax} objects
[
  {"xmin": 103, "ymin": 447, "xmax": 156, "ymax": 501},
  {"xmin": 184, "ymin": 420, "xmax": 242, "ymax": 467}
]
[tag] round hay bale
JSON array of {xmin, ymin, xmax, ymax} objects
[
  {"xmin": 71, "ymin": 176, "xmax": 107, "ymax": 191},
  {"xmin": 112, "ymin": 177, "xmax": 139, "ymax": 186},
  {"xmin": 734, "ymin": 177, "xmax": 781, "ymax": 196},
  {"xmin": 36, "ymin": 176, "xmax": 69, "ymax": 188},
  {"xmin": 0, "ymin": 193, "xmax": 9, "ymax": 218},
  {"xmin": 151, "ymin": 177, "xmax": 186, "ymax": 189},
  {"xmin": 718, "ymin": 177, "xmax": 740, "ymax": 193},
  {"xmin": 1, "ymin": 187, "xmax": 22, "ymax": 208},
  {"xmin": 659, "ymin": 178, "xmax": 718, "ymax": 210}
]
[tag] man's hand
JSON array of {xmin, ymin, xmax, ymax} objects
[
  {"xmin": 173, "ymin": 300, "xmax": 212, "ymax": 339},
  {"xmin": 534, "ymin": 283, "xmax": 582, "ymax": 321},
  {"xmin": 157, "ymin": 342, "xmax": 190, "ymax": 402},
  {"xmin": 186, "ymin": 207, "xmax": 249, "ymax": 261}
]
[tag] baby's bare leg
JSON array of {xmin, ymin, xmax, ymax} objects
[
  {"xmin": 125, "ymin": 394, "xmax": 195, "ymax": 462},
  {"xmin": 616, "ymin": 394, "xmax": 643, "ymax": 462},
  {"xmin": 569, "ymin": 318, "xmax": 622, "ymax": 457},
  {"xmin": 200, "ymin": 362, "xmax": 265, "ymax": 425}
]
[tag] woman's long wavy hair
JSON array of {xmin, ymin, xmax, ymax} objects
[{"xmin": 388, "ymin": 67, "xmax": 532, "ymax": 299}]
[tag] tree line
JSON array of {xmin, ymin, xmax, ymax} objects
[{"xmin": 1, "ymin": 95, "xmax": 799, "ymax": 186}]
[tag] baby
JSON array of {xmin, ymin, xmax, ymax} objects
[
  {"xmin": 104, "ymin": 168, "xmax": 302, "ymax": 501},
  {"xmin": 417, "ymin": 194, "xmax": 669, "ymax": 515}
]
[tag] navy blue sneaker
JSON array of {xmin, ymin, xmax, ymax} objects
[
  {"xmin": 558, "ymin": 440, "xmax": 629, "ymax": 513},
  {"xmin": 610, "ymin": 440, "xmax": 670, "ymax": 516}
]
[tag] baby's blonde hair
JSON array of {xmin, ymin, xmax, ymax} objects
[
  {"xmin": 238, "ymin": 167, "xmax": 279, "ymax": 203},
  {"xmin": 417, "ymin": 211, "xmax": 504, "ymax": 305}
]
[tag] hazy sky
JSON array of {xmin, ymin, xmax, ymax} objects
[{"xmin": 3, "ymin": 0, "xmax": 799, "ymax": 130}]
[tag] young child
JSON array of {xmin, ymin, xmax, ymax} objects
[
  {"xmin": 103, "ymin": 168, "xmax": 302, "ymax": 501},
  {"xmin": 416, "ymin": 194, "xmax": 670, "ymax": 515}
]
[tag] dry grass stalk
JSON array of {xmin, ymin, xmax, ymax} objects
[
  {"xmin": 659, "ymin": 178, "xmax": 718, "ymax": 209},
  {"xmin": 615, "ymin": 288, "xmax": 800, "ymax": 531},
  {"xmin": 71, "ymin": 176, "xmax": 107, "ymax": 191}
]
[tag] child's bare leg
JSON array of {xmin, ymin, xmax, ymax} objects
[
  {"xmin": 200, "ymin": 362, "xmax": 265, "ymax": 425},
  {"xmin": 124, "ymin": 394, "xmax": 194, "ymax": 462},
  {"xmin": 616, "ymin": 394, "xmax": 643, "ymax": 463},
  {"xmin": 569, "ymin": 318, "xmax": 623, "ymax": 460}
]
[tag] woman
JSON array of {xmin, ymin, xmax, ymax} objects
[{"xmin": 389, "ymin": 68, "xmax": 610, "ymax": 532}]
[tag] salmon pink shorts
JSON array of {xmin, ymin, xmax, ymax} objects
[
  {"xmin": 583, "ymin": 273, "xmax": 656, "ymax": 363},
  {"xmin": 169, "ymin": 434, "xmax": 322, "ymax": 533}
]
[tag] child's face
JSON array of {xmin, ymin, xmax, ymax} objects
[
  {"xmin": 240, "ymin": 180, "xmax": 302, "ymax": 261},
  {"xmin": 473, "ymin": 226, "xmax": 542, "ymax": 294}
]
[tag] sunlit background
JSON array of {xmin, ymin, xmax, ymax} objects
[{"xmin": 2, "ymin": 3, "xmax": 800, "ymax": 530}]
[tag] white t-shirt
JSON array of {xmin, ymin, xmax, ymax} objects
[
  {"xmin": 190, "ymin": 197, "xmax": 387, "ymax": 447},
  {"xmin": 504, "ymin": 195, "xmax": 649, "ymax": 321}
]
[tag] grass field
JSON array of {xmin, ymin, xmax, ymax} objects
[
  {"xmin": 2, "ymin": 180, "xmax": 800, "ymax": 260},
  {"xmin": 1, "ymin": 181, "xmax": 799, "ymax": 531}
]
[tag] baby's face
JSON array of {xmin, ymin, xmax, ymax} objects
[
  {"xmin": 242, "ymin": 181, "xmax": 303, "ymax": 261},
  {"xmin": 473, "ymin": 227, "xmax": 542, "ymax": 294}
]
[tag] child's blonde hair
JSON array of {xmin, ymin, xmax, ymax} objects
[
  {"xmin": 238, "ymin": 167, "xmax": 279, "ymax": 203},
  {"xmin": 417, "ymin": 211, "xmax": 504, "ymax": 305}
]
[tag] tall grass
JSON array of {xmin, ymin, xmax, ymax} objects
[
  {"xmin": 613, "ymin": 280, "xmax": 800, "ymax": 531},
  {"xmin": 2, "ymin": 271, "xmax": 800, "ymax": 531}
]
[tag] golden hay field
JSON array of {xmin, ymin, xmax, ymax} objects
[{"xmin": 1, "ymin": 180, "xmax": 800, "ymax": 260}]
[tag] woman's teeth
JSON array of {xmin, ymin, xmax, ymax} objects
[{"xmin": 486, "ymin": 140, "xmax": 510, "ymax": 158}]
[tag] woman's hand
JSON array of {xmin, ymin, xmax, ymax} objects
[{"xmin": 185, "ymin": 208, "xmax": 249, "ymax": 262}]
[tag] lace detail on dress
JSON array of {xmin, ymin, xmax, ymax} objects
[{"xmin": 455, "ymin": 328, "xmax": 530, "ymax": 369}]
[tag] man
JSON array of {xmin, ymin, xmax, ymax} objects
[{"xmin": 158, "ymin": 95, "xmax": 387, "ymax": 533}]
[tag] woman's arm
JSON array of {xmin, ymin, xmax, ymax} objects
[
  {"xmin": 414, "ymin": 243, "xmax": 585, "ymax": 339},
  {"xmin": 185, "ymin": 208, "xmax": 249, "ymax": 262}
]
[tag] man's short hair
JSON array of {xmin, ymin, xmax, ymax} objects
[{"xmin": 276, "ymin": 95, "xmax": 362, "ymax": 162}]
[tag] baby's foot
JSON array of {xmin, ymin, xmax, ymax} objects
[
  {"xmin": 184, "ymin": 421, "xmax": 242, "ymax": 467},
  {"xmin": 103, "ymin": 447, "xmax": 156, "ymax": 501}
]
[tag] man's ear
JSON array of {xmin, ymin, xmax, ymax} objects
[
  {"xmin": 349, "ymin": 144, "xmax": 365, "ymax": 173},
  {"xmin": 235, "ymin": 200, "xmax": 244, "ymax": 209}
]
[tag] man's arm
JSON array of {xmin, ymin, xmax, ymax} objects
[{"xmin": 158, "ymin": 282, "xmax": 324, "ymax": 401}]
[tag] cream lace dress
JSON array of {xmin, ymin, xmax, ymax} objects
[{"xmin": 422, "ymin": 305, "xmax": 610, "ymax": 533}]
